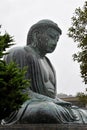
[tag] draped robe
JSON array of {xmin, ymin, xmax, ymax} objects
[{"xmin": 2, "ymin": 46, "xmax": 87, "ymax": 125}]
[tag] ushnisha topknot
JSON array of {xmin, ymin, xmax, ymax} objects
[{"xmin": 27, "ymin": 19, "xmax": 62, "ymax": 45}]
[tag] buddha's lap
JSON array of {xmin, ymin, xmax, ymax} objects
[{"xmin": 18, "ymin": 100, "xmax": 75, "ymax": 123}]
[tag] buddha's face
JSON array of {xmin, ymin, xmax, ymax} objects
[
  {"xmin": 45, "ymin": 28, "xmax": 60, "ymax": 53},
  {"xmin": 36, "ymin": 28, "xmax": 60, "ymax": 54}
]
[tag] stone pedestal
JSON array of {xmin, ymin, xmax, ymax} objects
[{"xmin": 0, "ymin": 124, "xmax": 87, "ymax": 130}]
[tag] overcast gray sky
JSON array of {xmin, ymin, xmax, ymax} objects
[{"xmin": 0, "ymin": 0, "xmax": 86, "ymax": 95}]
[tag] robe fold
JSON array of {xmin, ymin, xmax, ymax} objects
[{"xmin": 2, "ymin": 46, "xmax": 87, "ymax": 125}]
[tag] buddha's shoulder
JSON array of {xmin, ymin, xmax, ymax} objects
[
  {"xmin": 9, "ymin": 46, "xmax": 25, "ymax": 53},
  {"xmin": 8, "ymin": 46, "xmax": 33, "ymax": 55},
  {"xmin": 8, "ymin": 46, "xmax": 39, "ymax": 59},
  {"xmin": 6, "ymin": 46, "xmax": 29, "ymax": 59}
]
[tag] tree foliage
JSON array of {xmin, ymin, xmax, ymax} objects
[
  {"xmin": 68, "ymin": 1, "xmax": 87, "ymax": 84},
  {"xmin": 0, "ymin": 27, "xmax": 30, "ymax": 120},
  {"xmin": 76, "ymin": 92, "xmax": 87, "ymax": 107}
]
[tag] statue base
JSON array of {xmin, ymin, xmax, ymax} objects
[{"xmin": 0, "ymin": 124, "xmax": 87, "ymax": 130}]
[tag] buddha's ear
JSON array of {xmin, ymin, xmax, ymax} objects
[{"xmin": 33, "ymin": 31, "xmax": 42, "ymax": 43}]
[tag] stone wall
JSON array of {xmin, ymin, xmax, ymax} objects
[{"xmin": 0, "ymin": 124, "xmax": 87, "ymax": 130}]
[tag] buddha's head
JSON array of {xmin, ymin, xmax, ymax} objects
[{"xmin": 27, "ymin": 19, "xmax": 62, "ymax": 55}]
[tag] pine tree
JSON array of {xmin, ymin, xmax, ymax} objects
[{"xmin": 0, "ymin": 26, "xmax": 30, "ymax": 120}]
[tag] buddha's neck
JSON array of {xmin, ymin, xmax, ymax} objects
[{"xmin": 29, "ymin": 45, "xmax": 46, "ymax": 58}]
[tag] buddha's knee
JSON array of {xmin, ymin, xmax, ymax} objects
[{"xmin": 19, "ymin": 101, "xmax": 60, "ymax": 123}]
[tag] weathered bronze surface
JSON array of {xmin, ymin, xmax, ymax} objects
[{"xmin": 2, "ymin": 20, "xmax": 87, "ymax": 125}]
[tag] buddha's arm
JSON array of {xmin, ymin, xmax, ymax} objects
[
  {"xmin": 29, "ymin": 90, "xmax": 71, "ymax": 106},
  {"xmin": 4, "ymin": 47, "xmax": 71, "ymax": 107}
]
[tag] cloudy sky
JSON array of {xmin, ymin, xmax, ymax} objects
[{"xmin": 0, "ymin": 0, "xmax": 86, "ymax": 95}]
